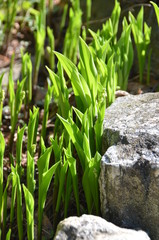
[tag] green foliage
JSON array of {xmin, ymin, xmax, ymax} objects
[
  {"xmin": 129, "ymin": 6, "xmax": 151, "ymax": 83},
  {"xmin": 54, "ymin": 51, "xmax": 92, "ymax": 111},
  {"xmin": 21, "ymin": 52, "xmax": 33, "ymax": 105},
  {"xmin": 54, "ymin": 37, "xmax": 107, "ymax": 214},
  {"xmin": 0, "ymin": 0, "xmax": 155, "ymax": 238},
  {"xmin": 11, "ymin": 166, "xmax": 23, "ymax": 240},
  {"xmin": 89, "ymin": 0, "xmax": 133, "ymax": 91},
  {"xmin": 2, "ymin": 173, "xmax": 13, "ymax": 237},
  {"xmin": 33, "ymin": 12, "xmax": 46, "ymax": 87},
  {"xmin": 60, "ymin": 4, "xmax": 68, "ymax": 31},
  {"xmin": 0, "ymin": 0, "xmax": 18, "ymax": 48},
  {"xmin": 86, "ymin": 0, "xmax": 92, "ymax": 31},
  {"xmin": 63, "ymin": 2, "xmax": 82, "ymax": 63},
  {"xmin": 10, "ymin": 168, "xmax": 17, "ymax": 229},
  {"xmin": 0, "ymin": 73, "xmax": 4, "ymax": 129},
  {"xmin": 27, "ymin": 151, "xmax": 35, "ymax": 196},
  {"xmin": 27, "ymin": 107, "xmax": 39, "ymax": 157},
  {"xmin": 47, "ymin": 26, "xmax": 55, "ymax": 70},
  {"xmin": 0, "ymin": 132, "xmax": 5, "ymax": 226},
  {"xmin": 115, "ymin": 18, "xmax": 134, "ymax": 90},
  {"xmin": 150, "ymin": 2, "xmax": 159, "ymax": 26},
  {"xmin": 37, "ymin": 146, "xmax": 60, "ymax": 238},
  {"xmin": 23, "ymin": 185, "xmax": 34, "ymax": 240},
  {"xmin": 16, "ymin": 125, "xmax": 26, "ymax": 176},
  {"xmin": 9, "ymin": 65, "xmax": 25, "ymax": 153},
  {"xmin": 41, "ymin": 85, "xmax": 53, "ymax": 141},
  {"xmin": 47, "ymin": 63, "xmax": 70, "ymax": 119},
  {"xmin": 65, "ymin": 153, "xmax": 80, "ymax": 215}
]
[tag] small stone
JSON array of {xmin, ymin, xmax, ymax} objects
[{"xmin": 54, "ymin": 214, "xmax": 150, "ymax": 240}]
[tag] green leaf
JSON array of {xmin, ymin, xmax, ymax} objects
[
  {"xmin": 27, "ymin": 107, "xmax": 39, "ymax": 156},
  {"xmin": 72, "ymin": 106, "xmax": 83, "ymax": 124},
  {"xmin": 57, "ymin": 114, "xmax": 85, "ymax": 170},
  {"xmin": 51, "ymin": 136, "xmax": 63, "ymax": 162},
  {"xmin": 88, "ymin": 152, "xmax": 101, "ymax": 214},
  {"xmin": 82, "ymin": 166, "xmax": 93, "ymax": 213},
  {"xmin": 27, "ymin": 151, "xmax": 35, "ymax": 196},
  {"xmin": 83, "ymin": 133, "xmax": 91, "ymax": 162},
  {"xmin": 16, "ymin": 173, "xmax": 23, "ymax": 240},
  {"xmin": 10, "ymin": 170, "xmax": 17, "ymax": 226},
  {"xmin": 46, "ymin": 66, "xmax": 60, "ymax": 98},
  {"xmin": 151, "ymin": 1, "xmax": 159, "ymax": 26},
  {"xmin": 111, "ymin": 0, "xmax": 121, "ymax": 39},
  {"xmin": 54, "ymin": 51, "xmax": 91, "ymax": 111},
  {"xmin": 64, "ymin": 169, "xmax": 72, "ymax": 217},
  {"xmin": 0, "ymin": 132, "xmax": 5, "ymax": 222},
  {"xmin": 67, "ymin": 155, "xmax": 80, "ymax": 216},
  {"xmin": 16, "ymin": 125, "xmax": 26, "ymax": 174},
  {"xmin": 0, "ymin": 73, "xmax": 4, "ymax": 87},
  {"xmin": 137, "ymin": 6, "xmax": 143, "ymax": 32},
  {"xmin": 2, "ymin": 173, "xmax": 12, "ymax": 233},
  {"xmin": 23, "ymin": 185, "xmax": 34, "ymax": 240},
  {"xmin": 37, "ymin": 146, "xmax": 52, "ymax": 182},
  {"xmin": 6, "ymin": 229, "xmax": 11, "ymax": 240},
  {"xmin": 41, "ymin": 85, "xmax": 52, "ymax": 140},
  {"xmin": 55, "ymin": 160, "xmax": 68, "ymax": 213},
  {"xmin": 47, "ymin": 66, "xmax": 70, "ymax": 119},
  {"xmin": 40, "ymin": 137, "xmax": 46, "ymax": 155},
  {"xmin": 38, "ymin": 161, "xmax": 60, "ymax": 237},
  {"xmin": 79, "ymin": 37, "xmax": 97, "ymax": 105}
]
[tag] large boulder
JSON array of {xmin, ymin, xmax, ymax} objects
[
  {"xmin": 54, "ymin": 214, "xmax": 150, "ymax": 240},
  {"xmin": 99, "ymin": 93, "xmax": 159, "ymax": 240}
]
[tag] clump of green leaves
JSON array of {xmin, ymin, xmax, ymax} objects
[
  {"xmin": 129, "ymin": 6, "xmax": 151, "ymax": 83},
  {"xmin": 48, "ymin": 37, "xmax": 107, "ymax": 217},
  {"xmin": 0, "ymin": 0, "xmax": 18, "ymax": 50},
  {"xmin": 63, "ymin": 0, "xmax": 82, "ymax": 63},
  {"xmin": 37, "ymin": 145, "xmax": 60, "ymax": 239},
  {"xmin": 115, "ymin": 18, "xmax": 134, "ymax": 90},
  {"xmin": 0, "ymin": 1, "xmax": 156, "ymax": 239},
  {"xmin": 8, "ymin": 56, "xmax": 25, "ymax": 153}
]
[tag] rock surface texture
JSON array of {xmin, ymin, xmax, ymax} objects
[
  {"xmin": 54, "ymin": 214, "xmax": 150, "ymax": 240},
  {"xmin": 99, "ymin": 92, "xmax": 159, "ymax": 240}
]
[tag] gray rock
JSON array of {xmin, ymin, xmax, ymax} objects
[
  {"xmin": 99, "ymin": 93, "xmax": 159, "ymax": 240},
  {"xmin": 54, "ymin": 214, "xmax": 150, "ymax": 240}
]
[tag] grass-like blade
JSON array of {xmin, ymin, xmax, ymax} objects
[
  {"xmin": 16, "ymin": 125, "xmax": 26, "ymax": 177},
  {"xmin": 23, "ymin": 185, "xmax": 34, "ymax": 240},
  {"xmin": 151, "ymin": 1, "xmax": 159, "ymax": 26},
  {"xmin": 27, "ymin": 151, "xmax": 35, "ymax": 196},
  {"xmin": 27, "ymin": 107, "xmax": 39, "ymax": 156},
  {"xmin": 55, "ymin": 160, "xmax": 68, "ymax": 214},
  {"xmin": 38, "ymin": 161, "xmax": 60, "ymax": 239},
  {"xmin": 0, "ymin": 73, "xmax": 4, "ymax": 129},
  {"xmin": 54, "ymin": 51, "xmax": 91, "ymax": 111},
  {"xmin": 0, "ymin": 132, "xmax": 5, "ymax": 224},
  {"xmin": 79, "ymin": 37, "xmax": 97, "ymax": 105},
  {"xmin": 67, "ymin": 155, "xmax": 80, "ymax": 216}
]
